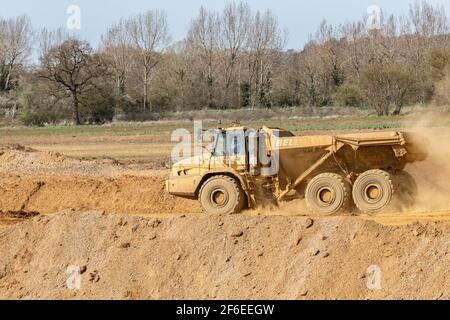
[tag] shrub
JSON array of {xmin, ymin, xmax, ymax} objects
[
  {"xmin": 332, "ymin": 83, "xmax": 364, "ymax": 107},
  {"xmin": 428, "ymin": 48, "xmax": 450, "ymax": 82},
  {"xmin": 0, "ymin": 93, "xmax": 19, "ymax": 118},
  {"xmin": 80, "ymin": 86, "xmax": 116, "ymax": 124},
  {"xmin": 361, "ymin": 63, "xmax": 416, "ymax": 116},
  {"xmin": 18, "ymin": 81, "xmax": 71, "ymax": 126},
  {"xmin": 434, "ymin": 67, "xmax": 450, "ymax": 105}
]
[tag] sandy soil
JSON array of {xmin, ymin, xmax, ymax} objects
[
  {"xmin": 0, "ymin": 125, "xmax": 449, "ymax": 300},
  {"xmin": 0, "ymin": 212, "xmax": 448, "ymax": 299},
  {"xmin": 0, "ymin": 145, "xmax": 200, "ymax": 218}
]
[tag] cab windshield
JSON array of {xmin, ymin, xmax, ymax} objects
[{"xmin": 214, "ymin": 130, "xmax": 245, "ymax": 156}]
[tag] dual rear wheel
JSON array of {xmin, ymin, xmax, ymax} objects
[{"xmin": 306, "ymin": 170, "xmax": 394, "ymax": 215}]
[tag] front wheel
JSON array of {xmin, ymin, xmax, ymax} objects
[
  {"xmin": 352, "ymin": 170, "xmax": 394, "ymax": 214},
  {"xmin": 199, "ymin": 175, "xmax": 246, "ymax": 215}
]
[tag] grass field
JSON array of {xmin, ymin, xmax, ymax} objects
[{"xmin": 1, "ymin": 112, "xmax": 449, "ymax": 162}]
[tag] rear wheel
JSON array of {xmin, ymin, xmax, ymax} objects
[
  {"xmin": 305, "ymin": 173, "xmax": 349, "ymax": 215},
  {"xmin": 199, "ymin": 175, "xmax": 246, "ymax": 215},
  {"xmin": 352, "ymin": 170, "xmax": 393, "ymax": 214}
]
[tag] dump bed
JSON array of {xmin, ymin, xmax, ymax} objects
[
  {"xmin": 270, "ymin": 130, "xmax": 428, "ymax": 199},
  {"xmin": 272, "ymin": 131, "xmax": 405, "ymax": 151}
]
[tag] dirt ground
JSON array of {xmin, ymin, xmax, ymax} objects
[
  {"xmin": 0, "ymin": 126, "xmax": 449, "ymax": 299},
  {"xmin": 0, "ymin": 145, "xmax": 200, "ymax": 219},
  {"xmin": 0, "ymin": 212, "xmax": 448, "ymax": 300}
]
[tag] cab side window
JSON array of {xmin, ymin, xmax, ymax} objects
[
  {"xmin": 214, "ymin": 132, "xmax": 226, "ymax": 156},
  {"xmin": 227, "ymin": 130, "xmax": 245, "ymax": 156}
]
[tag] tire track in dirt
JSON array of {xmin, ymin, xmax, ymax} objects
[{"xmin": 19, "ymin": 181, "xmax": 45, "ymax": 211}]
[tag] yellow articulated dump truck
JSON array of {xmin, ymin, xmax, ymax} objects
[{"xmin": 166, "ymin": 125, "xmax": 428, "ymax": 215}]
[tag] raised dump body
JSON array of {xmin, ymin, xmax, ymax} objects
[{"xmin": 166, "ymin": 126, "xmax": 428, "ymax": 216}]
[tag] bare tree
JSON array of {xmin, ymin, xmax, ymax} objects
[
  {"xmin": 409, "ymin": 1, "xmax": 448, "ymax": 38},
  {"xmin": 292, "ymin": 44, "xmax": 330, "ymax": 107},
  {"xmin": 187, "ymin": 7, "xmax": 221, "ymax": 108},
  {"xmin": 39, "ymin": 39, "xmax": 106, "ymax": 125},
  {"xmin": 126, "ymin": 10, "xmax": 170, "ymax": 112},
  {"xmin": 101, "ymin": 20, "xmax": 133, "ymax": 96},
  {"xmin": 341, "ymin": 21, "xmax": 369, "ymax": 78},
  {"xmin": 405, "ymin": 1, "xmax": 450, "ymax": 102},
  {"xmin": 163, "ymin": 42, "xmax": 191, "ymax": 111},
  {"xmin": 314, "ymin": 20, "xmax": 345, "ymax": 88},
  {"xmin": 247, "ymin": 9, "xmax": 285, "ymax": 108},
  {"xmin": 219, "ymin": 1, "xmax": 251, "ymax": 106},
  {"xmin": 39, "ymin": 28, "xmax": 69, "ymax": 60},
  {"xmin": 0, "ymin": 15, "xmax": 33, "ymax": 91}
]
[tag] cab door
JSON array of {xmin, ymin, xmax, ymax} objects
[
  {"xmin": 227, "ymin": 129, "xmax": 247, "ymax": 171},
  {"xmin": 210, "ymin": 131, "xmax": 227, "ymax": 170}
]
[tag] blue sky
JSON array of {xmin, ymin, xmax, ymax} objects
[{"xmin": 1, "ymin": 0, "xmax": 449, "ymax": 50}]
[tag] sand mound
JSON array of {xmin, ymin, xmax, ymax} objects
[
  {"xmin": 0, "ymin": 145, "xmax": 116, "ymax": 177},
  {"xmin": 0, "ymin": 174, "xmax": 200, "ymax": 215},
  {"xmin": 0, "ymin": 212, "xmax": 448, "ymax": 299},
  {"xmin": 0, "ymin": 147, "xmax": 200, "ymax": 215}
]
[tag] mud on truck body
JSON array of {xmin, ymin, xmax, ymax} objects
[{"xmin": 166, "ymin": 126, "xmax": 428, "ymax": 215}]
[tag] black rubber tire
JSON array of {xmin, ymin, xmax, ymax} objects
[
  {"xmin": 352, "ymin": 170, "xmax": 394, "ymax": 214},
  {"xmin": 305, "ymin": 173, "xmax": 349, "ymax": 216},
  {"xmin": 199, "ymin": 175, "xmax": 246, "ymax": 215}
]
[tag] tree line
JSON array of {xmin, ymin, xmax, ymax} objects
[{"xmin": 0, "ymin": 1, "xmax": 449, "ymax": 126}]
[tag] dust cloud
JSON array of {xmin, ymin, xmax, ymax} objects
[
  {"xmin": 258, "ymin": 118, "xmax": 450, "ymax": 216},
  {"xmin": 402, "ymin": 118, "xmax": 450, "ymax": 213}
]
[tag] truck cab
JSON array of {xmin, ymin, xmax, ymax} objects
[{"xmin": 166, "ymin": 126, "xmax": 286, "ymax": 213}]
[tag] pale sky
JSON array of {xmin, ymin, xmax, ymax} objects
[{"xmin": 1, "ymin": 0, "xmax": 449, "ymax": 50}]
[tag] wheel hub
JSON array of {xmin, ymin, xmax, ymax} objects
[
  {"xmin": 317, "ymin": 187, "xmax": 335, "ymax": 205},
  {"xmin": 364, "ymin": 184, "xmax": 381, "ymax": 202},
  {"xmin": 211, "ymin": 189, "xmax": 228, "ymax": 207}
]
